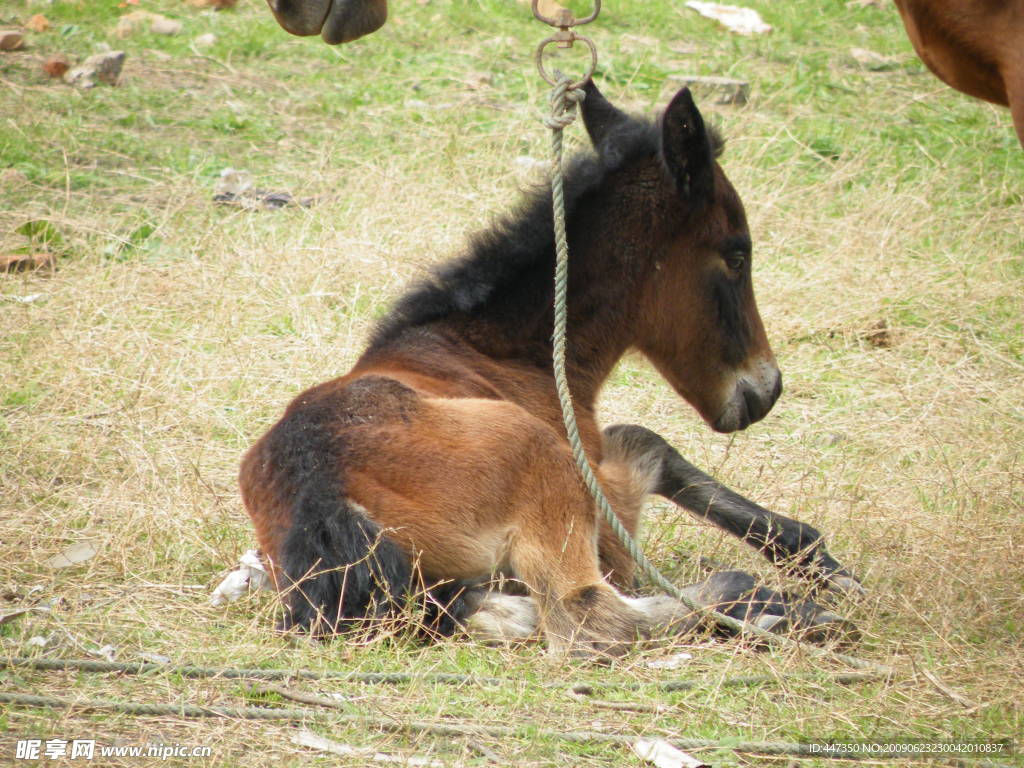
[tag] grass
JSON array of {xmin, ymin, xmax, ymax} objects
[{"xmin": 1, "ymin": 0, "xmax": 1022, "ymax": 764}]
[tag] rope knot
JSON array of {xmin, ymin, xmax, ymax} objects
[{"xmin": 543, "ymin": 73, "xmax": 586, "ymax": 132}]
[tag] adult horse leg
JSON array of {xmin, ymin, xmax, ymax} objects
[
  {"xmin": 265, "ymin": 0, "xmax": 387, "ymax": 44},
  {"xmin": 1008, "ymin": 71, "xmax": 1024, "ymax": 149},
  {"xmin": 601, "ymin": 425, "xmax": 863, "ymax": 595}
]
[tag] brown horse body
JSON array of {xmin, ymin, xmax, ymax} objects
[
  {"xmin": 895, "ymin": 0, "xmax": 1024, "ymax": 147},
  {"xmin": 241, "ymin": 83, "xmax": 854, "ymax": 655}
]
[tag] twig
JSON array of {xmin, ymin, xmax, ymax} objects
[
  {"xmin": 293, "ymin": 728, "xmax": 445, "ymax": 766},
  {"xmin": 188, "ymin": 47, "xmax": 237, "ymax": 74},
  {"xmin": 257, "ymin": 684, "xmax": 499, "ymax": 761},
  {"xmin": 919, "ymin": 667, "xmax": 976, "ymax": 708},
  {"xmin": 583, "ymin": 698, "xmax": 666, "ymax": 714},
  {"xmin": 256, "ymin": 682, "xmax": 352, "ymax": 710}
]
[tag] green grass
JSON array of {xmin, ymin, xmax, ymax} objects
[{"xmin": 2, "ymin": 0, "xmax": 1023, "ymax": 765}]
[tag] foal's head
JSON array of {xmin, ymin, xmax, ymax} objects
[{"xmin": 582, "ymin": 83, "xmax": 781, "ymax": 432}]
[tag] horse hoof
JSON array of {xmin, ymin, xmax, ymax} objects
[
  {"xmin": 463, "ymin": 593, "xmax": 538, "ymax": 644},
  {"xmin": 754, "ymin": 613, "xmax": 791, "ymax": 634},
  {"xmin": 322, "ymin": 0, "xmax": 387, "ymax": 44},
  {"xmin": 826, "ymin": 573, "xmax": 867, "ymax": 599},
  {"xmin": 797, "ymin": 612, "xmax": 861, "ymax": 648}
]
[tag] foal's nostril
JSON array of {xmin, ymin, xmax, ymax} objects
[{"xmin": 742, "ymin": 385, "xmax": 762, "ymax": 424}]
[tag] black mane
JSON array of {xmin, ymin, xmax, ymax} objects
[{"xmin": 367, "ymin": 109, "xmax": 723, "ymax": 352}]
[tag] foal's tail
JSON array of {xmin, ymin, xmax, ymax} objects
[
  {"xmin": 276, "ymin": 488, "xmax": 474, "ymax": 635},
  {"xmin": 276, "ymin": 483, "xmax": 413, "ymax": 635},
  {"xmin": 242, "ymin": 382, "xmax": 475, "ymax": 637},
  {"xmin": 242, "ymin": 427, "xmax": 471, "ymax": 635}
]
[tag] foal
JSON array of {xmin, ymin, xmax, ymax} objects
[{"xmin": 240, "ymin": 82, "xmax": 854, "ymax": 655}]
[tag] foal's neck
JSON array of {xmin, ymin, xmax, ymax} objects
[{"xmin": 452, "ymin": 215, "xmax": 648, "ymax": 409}]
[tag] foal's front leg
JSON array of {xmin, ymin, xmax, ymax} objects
[{"xmin": 602, "ymin": 425, "xmax": 863, "ymax": 595}]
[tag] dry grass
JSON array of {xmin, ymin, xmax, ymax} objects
[{"xmin": 2, "ymin": 0, "xmax": 1023, "ymax": 764}]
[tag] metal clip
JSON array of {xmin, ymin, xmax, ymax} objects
[
  {"xmin": 534, "ymin": 33, "xmax": 598, "ymax": 88},
  {"xmin": 530, "ymin": 0, "xmax": 601, "ymax": 29},
  {"xmin": 532, "ymin": 0, "xmax": 600, "ymax": 87}
]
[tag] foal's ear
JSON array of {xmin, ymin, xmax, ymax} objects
[
  {"xmin": 660, "ymin": 87, "xmax": 715, "ymax": 201},
  {"xmin": 581, "ymin": 79, "xmax": 629, "ymax": 150}
]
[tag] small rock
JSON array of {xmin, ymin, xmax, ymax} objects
[
  {"xmin": 25, "ymin": 14, "xmax": 50, "ymax": 33},
  {"xmin": 185, "ymin": 0, "xmax": 238, "ymax": 7},
  {"xmin": 2, "ymin": 253, "xmax": 55, "ymax": 273},
  {"xmin": 64, "ymin": 50, "xmax": 125, "ymax": 88},
  {"xmin": 115, "ymin": 10, "xmax": 151, "ymax": 38},
  {"xmin": 0, "ymin": 30, "xmax": 25, "ymax": 51},
  {"xmin": 151, "ymin": 17, "xmax": 183, "ymax": 35},
  {"xmin": 42, "ymin": 54, "xmax": 70, "ymax": 78},
  {"xmin": 193, "ymin": 32, "xmax": 217, "ymax": 47}
]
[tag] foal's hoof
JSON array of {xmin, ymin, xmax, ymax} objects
[
  {"xmin": 754, "ymin": 613, "xmax": 790, "ymax": 634},
  {"xmin": 824, "ymin": 572, "xmax": 867, "ymax": 599},
  {"xmin": 463, "ymin": 593, "xmax": 538, "ymax": 645},
  {"xmin": 796, "ymin": 611, "xmax": 861, "ymax": 648}
]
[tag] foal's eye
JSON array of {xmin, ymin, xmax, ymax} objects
[{"xmin": 724, "ymin": 251, "xmax": 747, "ymax": 273}]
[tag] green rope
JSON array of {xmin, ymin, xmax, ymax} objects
[
  {"xmin": 543, "ymin": 78, "xmax": 887, "ymax": 675},
  {"xmin": 1, "ymin": 656, "xmax": 886, "ymax": 691}
]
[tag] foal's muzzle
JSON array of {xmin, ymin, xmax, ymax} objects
[{"xmin": 712, "ymin": 365, "xmax": 782, "ymax": 433}]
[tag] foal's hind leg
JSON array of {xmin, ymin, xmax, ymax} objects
[
  {"xmin": 508, "ymin": 502, "xmax": 648, "ymax": 656},
  {"xmin": 500, "ymin": 442, "xmax": 656, "ymax": 657},
  {"xmin": 601, "ymin": 425, "xmax": 862, "ymax": 595}
]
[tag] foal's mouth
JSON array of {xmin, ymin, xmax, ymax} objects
[{"xmin": 711, "ymin": 370, "xmax": 783, "ymax": 433}]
